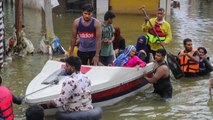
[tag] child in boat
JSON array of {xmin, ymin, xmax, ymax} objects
[
  {"xmin": 113, "ymin": 45, "xmax": 146, "ymax": 67},
  {"xmin": 197, "ymin": 47, "xmax": 213, "ymax": 75}
]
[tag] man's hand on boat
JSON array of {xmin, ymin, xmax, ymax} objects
[{"xmin": 143, "ymin": 71, "xmax": 149, "ymax": 77}]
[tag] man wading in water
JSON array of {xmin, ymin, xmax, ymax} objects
[{"xmin": 144, "ymin": 49, "xmax": 173, "ymax": 99}]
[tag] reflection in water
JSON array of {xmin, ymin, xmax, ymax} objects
[
  {"xmin": 1, "ymin": 0, "xmax": 213, "ymax": 119},
  {"xmin": 170, "ymin": 0, "xmax": 213, "ymax": 56}
]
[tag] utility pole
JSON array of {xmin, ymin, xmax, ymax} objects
[
  {"xmin": 0, "ymin": 0, "xmax": 4, "ymax": 68},
  {"xmin": 15, "ymin": 0, "xmax": 23, "ymax": 47},
  {"xmin": 44, "ymin": 0, "xmax": 55, "ymax": 41}
]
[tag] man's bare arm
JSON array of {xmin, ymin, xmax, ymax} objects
[
  {"xmin": 70, "ymin": 19, "xmax": 79, "ymax": 56},
  {"xmin": 188, "ymin": 52, "xmax": 200, "ymax": 63},
  {"xmin": 145, "ymin": 65, "xmax": 169, "ymax": 83},
  {"xmin": 95, "ymin": 20, "xmax": 101, "ymax": 56},
  {"xmin": 93, "ymin": 20, "xmax": 102, "ymax": 65},
  {"xmin": 180, "ymin": 52, "xmax": 200, "ymax": 63}
]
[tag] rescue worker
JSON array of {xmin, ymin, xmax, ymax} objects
[
  {"xmin": 144, "ymin": 48, "xmax": 173, "ymax": 99},
  {"xmin": 142, "ymin": 8, "xmax": 172, "ymax": 57},
  {"xmin": 0, "ymin": 76, "xmax": 22, "ymax": 120},
  {"xmin": 178, "ymin": 38, "xmax": 200, "ymax": 77}
]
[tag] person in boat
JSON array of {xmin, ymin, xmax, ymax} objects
[
  {"xmin": 47, "ymin": 56, "xmax": 93, "ymax": 111},
  {"xmin": 70, "ymin": 3, "xmax": 101, "ymax": 65},
  {"xmin": 26, "ymin": 104, "xmax": 44, "ymax": 120},
  {"xmin": 171, "ymin": 0, "xmax": 180, "ymax": 9},
  {"xmin": 144, "ymin": 48, "xmax": 173, "ymax": 99},
  {"xmin": 113, "ymin": 45, "xmax": 146, "ymax": 67},
  {"xmin": 178, "ymin": 38, "xmax": 200, "ymax": 77},
  {"xmin": 113, "ymin": 26, "xmax": 126, "ymax": 57},
  {"xmin": 135, "ymin": 35, "xmax": 150, "ymax": 63},
  {"xmin": 0, "ymin": 76, "xmax": 22, "ymax": 120},
  {"xmin": 197, "ymin": 47, "xmax": 213, "ymax": 76},
  {"xmin": 100, "ymin": 11, "xmax": 116, "ymax": 66},
  {"xmin": 142, "ymin": 8, "xmax": 172, "ymax": 57}
]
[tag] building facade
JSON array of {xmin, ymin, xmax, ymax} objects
[{"xmin": 12, "ymin": 0, "xmax": 170, "ymax": 15}]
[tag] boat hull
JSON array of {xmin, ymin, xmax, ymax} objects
[
  {"xmin": 92, "ymin": 75, "xmax": 150, "ymax": 107},
  {"xmin": 24, "ymin": 60, "xmax": 154, "ymax": 116}
]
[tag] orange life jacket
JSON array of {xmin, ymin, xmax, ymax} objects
[
  {"xmin": 179, "ymin": 49, "xmax": 199, "ymax": 73},
  {"xmin": 0, "ymin": 86, "xmax": 13, "ymax": 120}
]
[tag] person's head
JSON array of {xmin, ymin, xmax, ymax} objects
[
  {"xmin": 197, "ymin": 47, "xmax": 207, "ymax": 56},
  {"xmin": 157, "ymin": 8, "xmax": 165, "ymax": 21},
  {"xmin": 114, "ymin": 26, "xmax": 120, "ymax": 34},
  {"xmin": 183, "ymin": 38, "xmax": 193, "ymax": 52},
  {"xmin": 137, "ymin": 36, "xmax": 146, "ymax": 44},
  {"xmin": 114, "ymin": 26, "xmax": 121, "ymax": 38},
  {"xmin": 65, "ymin": 56, "xmax": 81, "ymax": 74},
  {"xmin": 82, "ymin": 4, "xmax": 94, "ymax": 22},
  {"xmin": 104, "ymin": 11, "xmax": 116, "ymax": 24},
  {"xmin": 155, "ymin": 48, "xmax": 166, "ymax": 62},
  {"xmin": 136, "ymin": 35, "xmax": 148, "ymax": 52},
  {"xmin": 124, "ymin": 45, "xmax": 136, "ymax": 57},
  {"xmin": 26, "ymin": 104, "xmax": 44, "ymax": 120}
]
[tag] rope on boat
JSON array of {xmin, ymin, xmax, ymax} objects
[{"xmin": 23, "ymin": 79, "xmax": 59, "ymax": 100}]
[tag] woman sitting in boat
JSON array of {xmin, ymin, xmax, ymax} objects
[
  {"xmin": 197, "ymin": 47, "xmax": 213, "ymax": 75},
  {"xmin": 113, "ymin": 26, "xmax": 126, "ymax": 57},
  {"xmin": 47, "ymin": 56, "xmax": 102, "ymax": 120},
  {"xmin": 135, "ymin": 35, "xmax": 150, "ymax": 63},
  {"xmin": 113, "ymin": 45, "xmax": 147, "ymax": 67}
]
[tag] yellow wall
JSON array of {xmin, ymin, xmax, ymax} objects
[{"xmin": 109, "ymin": 0, "xmax": 160, "ymax": 15}]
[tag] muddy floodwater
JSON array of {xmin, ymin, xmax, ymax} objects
[{"xmin": 1, "ymin": 0, "xmax": 213, "ymax": 119}]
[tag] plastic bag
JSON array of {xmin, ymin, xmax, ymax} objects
[
  {"xmin": 51, "ymin": 36, "xmax": 66, "ymax": 54},
  {"xmin": 39, "ymin": 36, "xmax": 48, "ymax": 54},
  {"xmin": 23, "ymin": 37, "xmax": 34, "ymax": 54}
]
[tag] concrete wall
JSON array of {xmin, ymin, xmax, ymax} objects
[
  {"xmin": 160, "ymin": 0, "xmax": 171, "ymax": 15},
  {"xmin": 96, "ymin": 0, "xmax": 109, "ymax": 22},
  {"xmin": 109, "ymin": 0, "xmax": 160, "ymax": 15},
  {"xmin": 96, "ymin": 0, "xmax": 108, "ymax": 14},
  {"xmin": 23, "ymin": 0, "xmax": 42, "ymax": 10},
  {"xmin": 13, "ymin": 0, "xmax": 171, "ymax": 15}
]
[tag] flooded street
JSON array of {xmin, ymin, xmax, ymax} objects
[{"xmin": 1, "ymin": 0, "xmax": 213, "ymax": 119}]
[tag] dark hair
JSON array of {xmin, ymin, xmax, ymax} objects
[
  {"xmin": 82, "ymin": 3, "xmax": 94, "ymax": 12},
  {"xmin": 104, "ymin": 11, "xmax": 116, "ymax": 20},
  {"xmin": 158, "ymin": 8, "xmax": 165, "ymax": 13},
  {"xmin": 0, "ymin": 76, "xmax": 2, "ymax": 85},
  {"xmin": 26, "ymin": 105, "xmax": 44, "ymax": 120},
  {"xmin": 198, "ymin": 47, "xmax": 207, "ymax": 54},
  {"xmin": 183, "ymin": 38, "xmax": 192, "ymax": 45},
  {"xmin": 65, "ymin": 56, "xmax": 81, "ymax": 71},
  {"xmin": 156, "ymin": 48, "xmax": 166, "ymax": 57}
]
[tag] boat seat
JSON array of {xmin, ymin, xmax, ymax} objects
[{"xmin": 55, "ymin": 107, "xmax": 103, "ymax": 120}]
